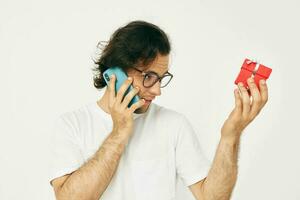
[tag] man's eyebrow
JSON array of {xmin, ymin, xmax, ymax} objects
[{"xmin": 145, "ymin": 69, "xmax": 169, "ymax": 76}]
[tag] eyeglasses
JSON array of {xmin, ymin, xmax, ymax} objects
[{"xmin": 131, "ymin": 67, "xmax": 173, "ymax": 88}]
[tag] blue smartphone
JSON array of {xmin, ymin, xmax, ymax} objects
[{"xmin": 103, "ymin": 66, "xmax": 140, "ymax": 108}]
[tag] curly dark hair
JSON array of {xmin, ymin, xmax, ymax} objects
[{"xmin": 91, "ymin": 20, "xmax": 171, "ymax": 90}]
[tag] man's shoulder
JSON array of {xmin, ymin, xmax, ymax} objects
[{"xmin": 55, "ymin": 102, "xmax": 93, "ymax": 127}]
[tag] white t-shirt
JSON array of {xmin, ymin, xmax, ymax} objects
[{"xmin": 49, "ymin": 101, "xmax": 211, "ymax": 200}]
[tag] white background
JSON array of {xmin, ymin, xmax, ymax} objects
[{"xmin": 1, "ymin": 0, "xmax": 299, "ymax": 199}]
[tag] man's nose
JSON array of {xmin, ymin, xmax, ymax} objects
[{"xmin": 148, "ymin": 81, "xmax": 161, "ymax": 96}]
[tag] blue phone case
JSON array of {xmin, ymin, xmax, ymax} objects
[{"xmin": 103, "ymin": 66, "xmax": 140, "ymax": 108}]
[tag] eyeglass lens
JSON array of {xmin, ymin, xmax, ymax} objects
[{"xmin": 143, "ymin": 72, "xmax": 172, "ymax": 88}]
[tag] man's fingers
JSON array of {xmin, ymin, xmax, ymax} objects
[
  {"xmin": 121, "ymin": 86, "xmax": 140, "ymax": 109},
  {"xmin": 234, "ymin": 88, "xmax": 242, "ymax": 113},
  {"xmin": 116, "ymin": 77, "xmax": 133, "ymax": 104},
  {"xmin": 238, "ymin": 82, "xmax": 251, "ymax": 118},
  {"xmin": 259, "ymin": 79, "xmax": 268, "ymax": 107},
  {"xmin": 129, "ymin": 99, "xmax": 145, "ymax": 112},
  {"xmin": 247, "ymin": 77, "xmax": 262, "ymax": 119},
  {"xmin": 108, "ymin": 74, "xmax": 116, "ymax": 104}
]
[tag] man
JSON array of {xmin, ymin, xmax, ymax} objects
[{"xmin": 49, "ymin": 20, "xmax": 269, "ymax": 200}]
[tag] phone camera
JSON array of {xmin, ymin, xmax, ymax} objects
[{"xmin": 104, "ymin": 74, "xmax": 110, "ymax": 81}]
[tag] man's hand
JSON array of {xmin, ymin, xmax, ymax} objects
[
  {"xmin": 221, "ymin": 77, "xmax": 269, "ymax": 140},
  {"xmin": 189, "ymin": 77, "xmax": 269, "ymax": 200}
]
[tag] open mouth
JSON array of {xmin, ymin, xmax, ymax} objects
[{"xmin": 141, "ymin": 97, "xmax": 154, "ymax": 104}]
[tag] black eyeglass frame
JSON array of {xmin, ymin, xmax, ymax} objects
[{"xmin": 130, "ymin": 67, "xmax": 174, "ymax": 88}]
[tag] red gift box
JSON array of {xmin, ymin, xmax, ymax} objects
[{"xmin": 234, "ymin": 58, "xmax": 272, "ymax": 89}]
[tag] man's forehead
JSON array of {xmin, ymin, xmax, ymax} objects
[
  {"xmin": 145, "ymin": 64, "xmax": 169, "ymax": 72},
  {"xmin": 142, "ymin": 55, "xmax": 169, "ymax": 74}
]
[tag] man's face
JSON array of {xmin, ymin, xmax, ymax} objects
[{"xmin": 126, "ymin": 54, "xmax": 170, "ymax": 113}]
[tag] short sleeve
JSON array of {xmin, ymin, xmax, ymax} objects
[
  {"xmin": 175, "ymin": 115, "xmax": 211, "ymax": 186},
  {"xmin": 49, "ymin": 115, "xmax": 84, "ymax": 186}
]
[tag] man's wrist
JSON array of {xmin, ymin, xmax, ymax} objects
[
  {"xmin": 220, "ymin": 133, "xmax": 241, "ymax": 146},
  {"xmin": 110, "ymin": 129, "xmax": 131, "ymax": 147}
]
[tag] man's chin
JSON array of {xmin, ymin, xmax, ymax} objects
[{"xmin": 134, "ymin": 103, "xmax": 150, "ymax": 114}]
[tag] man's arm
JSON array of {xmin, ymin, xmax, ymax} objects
[
  {"xmin": 189, "ymin": 136, "xmax": 239, "ymax": 200},
  {"xmin": 51, "ymin": 74, "xmax": 145, "ymax": 200},
  {"xmin": 189, "ymin": 78, "xmax": 268, "ymax": 199},
  {"xmin": 51, "ymin": 130, "xmax": 129, "ymax": 200}
]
